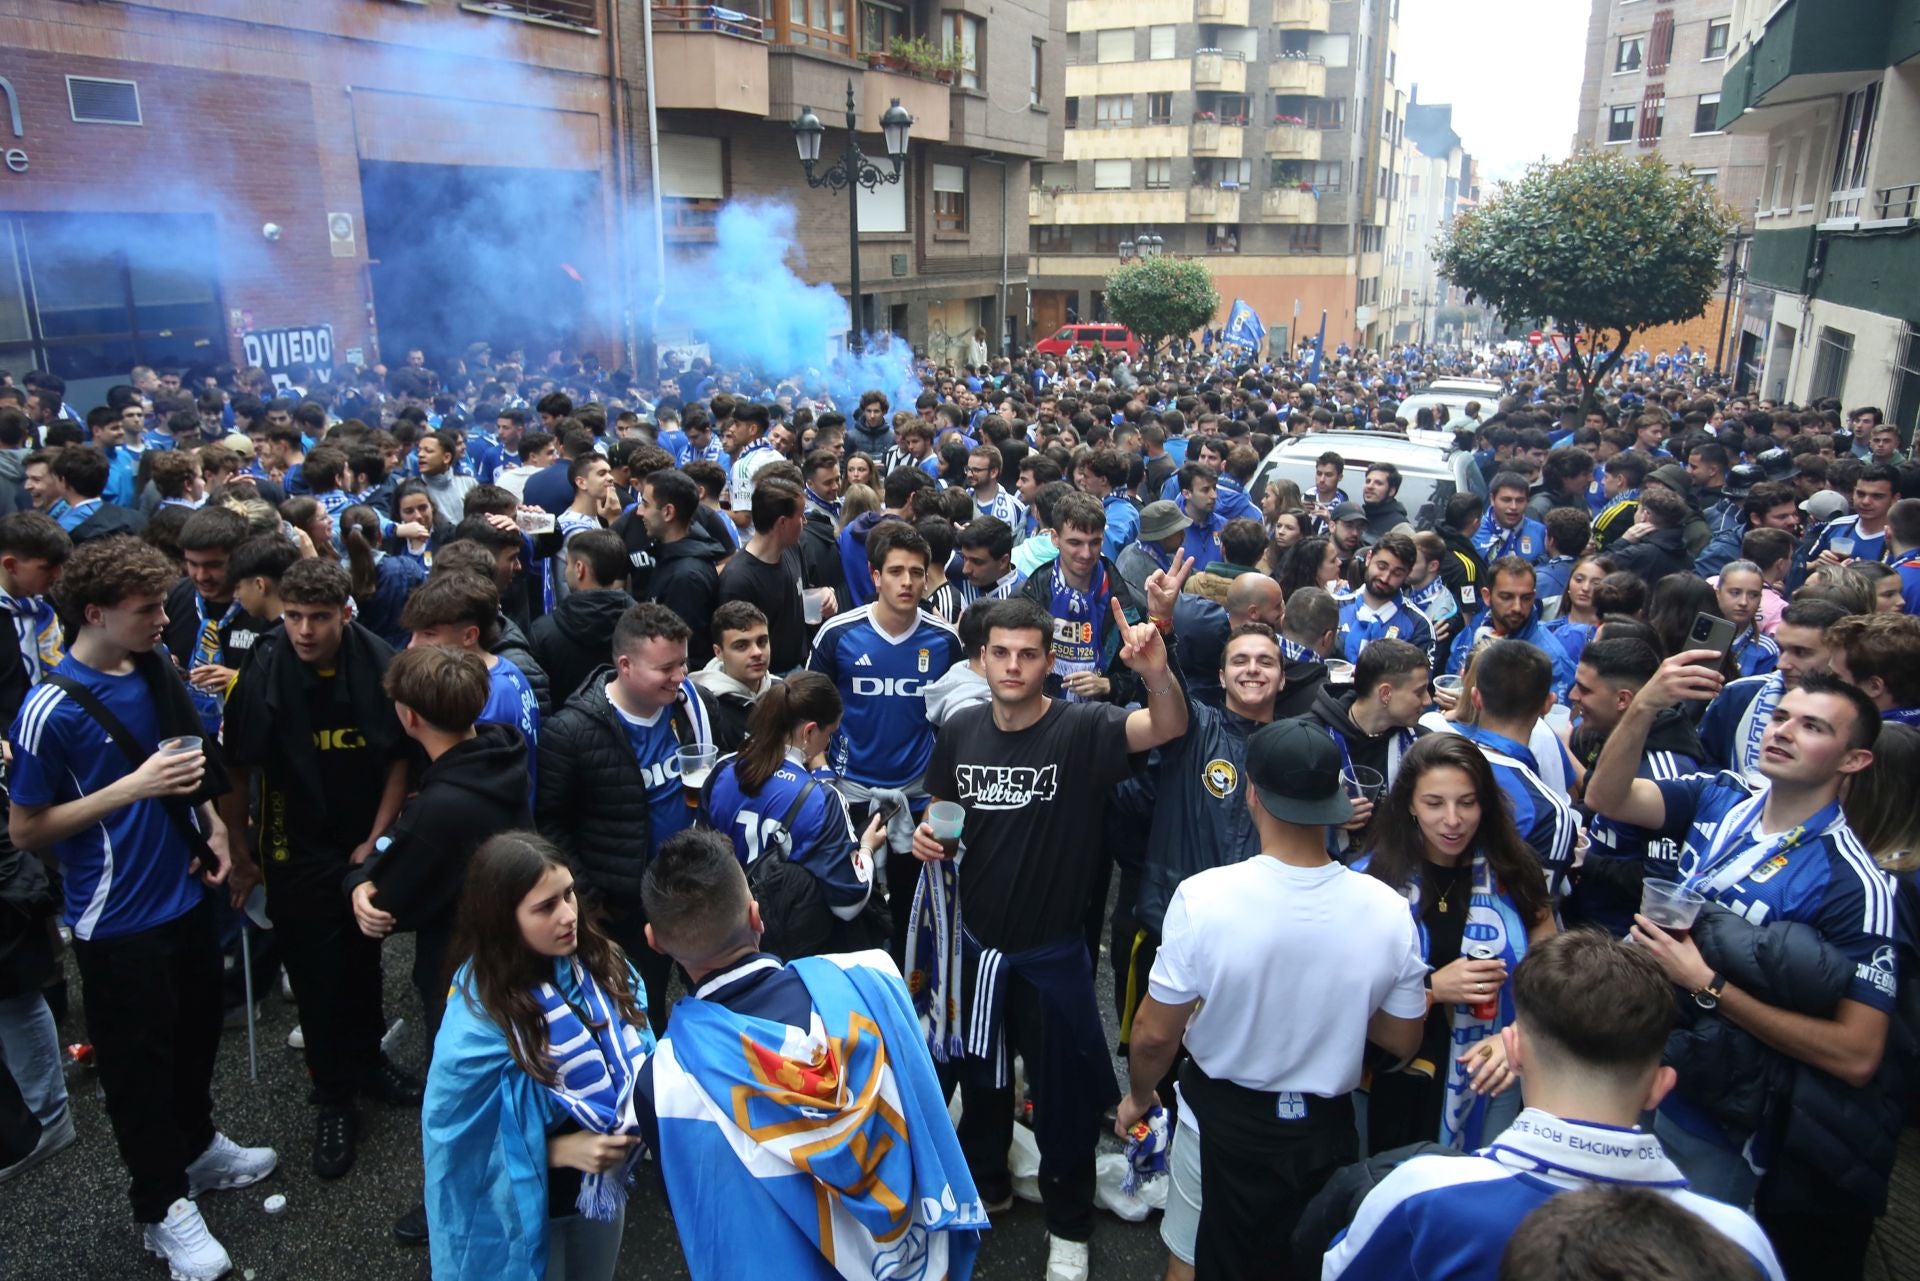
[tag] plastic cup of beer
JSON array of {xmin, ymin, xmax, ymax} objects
[
  {"xmin": 1829, "ymin": 534, "xmax": 1856, "ymax": 559},
  {"xmin": 677, "ymin": 744, "xmax": 718, "ymax": 809},
  {"xmin": 927, "ymin": 801, "xmax": 966, "ymax": 860},
  {"xmin": 160, "ymin": 736, "xmax": 204, "ymax": 757},
  {"xmin": 803, "ymin": 587, "xmax": 830, "ymax": 625},
  {"xmin": 1640, "ymin": 878, "xmax": 1707, "ymax": 939},
  {"xmin": 1343, "ymin": 764, "xmax": 1386, "ymax": 804},
  {"xmin": 1325, "ymin": 659, "xmax": 1354, "ymax": 685}
]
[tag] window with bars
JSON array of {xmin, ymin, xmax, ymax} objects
[
  {"xmin": 1811, "ymin": 328, "xmax": 1855, "ymax": 400},
  {"xmin": 1637, "ymin": 86, "xmax": 1664, "ymax": 146},
  {"xmin": 1647, "ymin": 10, "xmax": 1673, "ymax": 73}
]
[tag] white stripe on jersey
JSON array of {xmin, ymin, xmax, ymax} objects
[
  {"xmin": 15, "ymin": 682, "xmax": 65, "ymax": 755},
  {"xmin": 1834, "ymin": 827, "xmax": 1895, "ymax": 937},
  {"xmin": 72, "ymin": 811, "xmax": 115, "ymax": 941}
]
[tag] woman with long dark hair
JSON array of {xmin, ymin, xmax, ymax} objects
[
  {"xmin": 1647, "ymin": 573, "xmax": 1737, "ymax": 686},
  {"xmin": 383, "ymin": 479, "xmax": 451, "ymax": 572},
  {"xmin": 1543, "ymin": 552, "xmax": 1612, "ymax": 668},
  {"xmin": 341, "ymin": 504, "xmax": 427, "ymax": 650},
  {"xmin": 701, "ymin": 672, "xmax": 887, "ymax": 958},
  {"xmin": 424, "ymin": 832, "xmax": 653, "ymax": 1281},
  {"xmin": 1277, "ymin": 534, "xmax": 1343, "ymax": 599},
  {"xmin": 1359, "ymin": 734, "xmax": 1557, "ymax": 1153}
]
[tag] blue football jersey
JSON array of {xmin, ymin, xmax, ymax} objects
[
  {"xmin": 705, "ymin": 753, "xmax": 874, "ymax": 918},
  {"xmin": 807, "ymin": 605, "xmax": 963, "ymax": 789}
]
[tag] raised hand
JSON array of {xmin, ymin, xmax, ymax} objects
[
  {"xmin": 1144, "ymin": 548, "xmax": 1195, "ymax": 620},
  {"xmin": 1112, "ymin": 596, "xmax": 1169, "ymax": 676}
]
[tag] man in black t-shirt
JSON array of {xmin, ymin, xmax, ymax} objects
[
  {"xmin": 162, "ymin": 506, "xmax": 269, "ymax": 738},
  {"xmin": 913, "ymin": 594, "xmax": 1187, "ymax": 1280},
  {"xmin": 219, "ymin": 560, "xmax": 416, "ymax": 1183},
  {"xmin": 718, "ymin": 474, "xmax": 820, "ymax": 672}
]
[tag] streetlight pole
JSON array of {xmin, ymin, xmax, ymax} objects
[
  {"xmin": 792, "ymin": 80, "xmax": 913, "ymax": 356},
  {"xmin": 1713, "ymin": 230, "xmax": 1747, "ymax": 381}
]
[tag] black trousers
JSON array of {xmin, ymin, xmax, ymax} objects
[
  {"xmin": 604, "ymin": 913, "xmax": 676, "ymax": 1035},
  {"xmin": 950, "ymin": 976, "xmax": 1100, "ymax": 1243},
  {"xmin": 412, "ymin": 922, "xmax": 454, "ymax": 1049},
  {"xmin": 71, "ymin": 898, "xmax": 223, "ymax": 1223},
  {"xmin": 271, "ymin": 890, "xmax": 385, "ymax": 1105},
  {"xmin": 1181, "ymin": 1060, "xmax": 1357, "ymax": 1281},
  {"xmin": 1757, "ymin": 1207, "xmax": 1875, "ymax": 1281}
]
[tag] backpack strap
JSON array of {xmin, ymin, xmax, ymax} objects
[{"xmin": 41, "ymin": 671, "xmax": 215, "ymax": 868}]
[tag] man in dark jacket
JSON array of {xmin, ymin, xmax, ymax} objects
[
  {"xmin": 534, "ymin": 603, "xmax": 730, "ymax": 1029},
  {"xmin": 1608, "ymin": 484, "xmax": 1695, "ymax": 586},
  {"xmin": 638, "ymin": 468, "xmax": 724, "ymax": 661},
  {"xmin": 490, "ymin": 611, "xmax": 551, "ymax": 716},
  {"xmin": 529, "ymin": 528, "xmax": 632, "ymax": 706},
  {"xmin": 1525, "ymin": 446, "xmax": 1597, "ymax": 524},
  {"xmin": 1170, "ymin": 572, "xmax": 1284, "ymax": 708},
  {"xmin": 1358, "ymin": 463, "xmax": 1410, "ymax": 546},
  {"xmin": 344, "ymin": 643, "xmax": 531, "ymax": 1248},
  {"xmin": 1436, "ymin": 491, "xmax": 1488, "ymax": 621},
  {"xmin": 1298, "ymin": 639, "xmax": 1430, "ymax": 855},
  {"xmin": 1646, "ymin": 464, "xmax": 1712, "ymax": 560},
  {"xmin": 1270, "ymin": 586, "xmax": 1338, "ymax": 720}
]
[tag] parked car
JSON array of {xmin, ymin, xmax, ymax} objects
[
  {"xmin": 1033, "ymin": 323, "xmax": 1141, "ymax": 359},
  {"xmin": 1252, "ymin": 429, "xmax": 1477, "ymax": 529}
]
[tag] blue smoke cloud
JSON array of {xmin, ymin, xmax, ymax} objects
[{"xmin": 643, "ymin": 197, "xmax": 921, "ymax": 409}]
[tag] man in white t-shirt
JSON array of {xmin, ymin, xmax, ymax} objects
[{"xmin": 1118, "ymin": 719, "xmax": 1428, "ymax": 1281}]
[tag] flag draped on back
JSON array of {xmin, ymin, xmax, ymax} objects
[
  {"xmin": 652, "ymin": 950, "xmax": 990, "ymax": 1281},
  {"xmin": 1221, "ymin": 299, "xmax": 1266, "ymax": 353}
]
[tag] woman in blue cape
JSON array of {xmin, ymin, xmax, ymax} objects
[
  {"xmin": 423, "ymin": 832, "xmax": 656, "ymax": 1281},
  {"xmin": 1354, "ymin": 735, "xmax": 1557, "ymax": 1153}
]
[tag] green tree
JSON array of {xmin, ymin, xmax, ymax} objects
[
  {"xmin": 1102, "ymin": 257, "xmax": 1219, "ymax": 362},
  {"xmin": 1435, "ymin": 151, "xmax": 1736, "ymax": 405}
]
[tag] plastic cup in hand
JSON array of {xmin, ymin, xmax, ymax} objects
[
  {"xmin": 676, "ymin": 744, "xmax": 719, "ymax": 810},
  {"xmin": 926, "ymin": 800, "xmax": 966, "ymax": 859},
  {"xmin": 1640, "ymin": 878, "xmax": 1707, "ymax": 939},
  {"xmin": 160, "ymin": 736, "xmax": 204, "ymax": 757},
  {"xmin": 1325, "ymin": 659, "xmax": 1354, "ymax": 685},
  {"xmin": 1829, "ymin": 535, "xmax": 1856, "ymax": 559},
  {"xmin": 803, "ymin": 587, "xmax": 830, "ymax": 625},
  {"xmin": 1344, "ymin": 764, "xmax": 1386, "ymax": 804}
]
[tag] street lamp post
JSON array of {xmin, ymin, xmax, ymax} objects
[
  {"xmin": 1118, "ymin": 230, "xmax": 1163, "ymax": 262},
  {"xmin": 793, "ymin": 79, "xmax": 913, "ymax": 356},
  {"xmin": 1713, "ymin": 231, "xmax": 1748, "ymax": 381}
]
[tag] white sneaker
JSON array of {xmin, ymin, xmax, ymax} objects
[
  {"xmin": 1045, "ymin": 1233, "xmax": 1090, "ymax": 1281},
  {"xmin": 141, "ymin": 1198, "xmax": 232, "ymax": 1281},
  {"xmin": 185, "ymin": 1132, "xmax": 278, "ymax": 1196},
  {"xmin": 285, "ymin": 1024, "xmax": 304, "ymax": 1050},
  {"xmin": 280, "ymin": 969, "xmax": 294, "ymax": 1002}
]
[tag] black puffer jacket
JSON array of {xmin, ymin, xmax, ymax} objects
[
  {"xmin": 531, "ymin": 588, "xmax": 632, "ymax": 706},
  {"xmin": 492, "ymin": 612, "xmax": 552, "ymax": 716},
  {"xmin": 1665, "ymin": 904, "xmax": 1851, "ymax": 1142},
  {"xmin": 535, "ymin": 668, "xmax": 717, "ymax": 921}
]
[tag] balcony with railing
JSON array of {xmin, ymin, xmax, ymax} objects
[
  {"xmin": 1269, "ymin": 52, "xmax": 1326, "ymax": 97},
  {"xmin": 651, "ymin": 5, "xmax": 771, "ymax": 115},
  {"xmin": 1261, "ymin": 186, "xmax": 1316, "ymax": 221},
  {"xmin": 1194, "ymin": 49, "xmax": 1248, "ymax": 93},
  {"xmin": 1196, "ymin": 0, "xmax": 1252, "ymax": 25},
  {"xmin": 1271, "ymin": 0, "xmax": 1331, "ymax": 30},
  {"xmin": 1188, "ymin": 184, "xmax": 1242, "ymax": 220},
  {"xmin": 1264, "ymin": 120, "xmax": 1320, "ymax": 160},
  {"xmin": 1190, "ymin": 115, "xmax": 1247, "ymax": 157},
  {"xmin": 1873, "ymin": 183, "xmax": 1919, "ymax": 223}
]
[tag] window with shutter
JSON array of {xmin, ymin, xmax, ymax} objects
[
  {"xmin": 1096, "ymin": 29, "xmax": 1132, "ymax": 63},
  {"xmin": 1149, "ymin": 26, "xmax": 1175, "ymax": 59},
  {"xmin": 1093, "ymin": 159, "xmax": 1132, "ymax": 190}
]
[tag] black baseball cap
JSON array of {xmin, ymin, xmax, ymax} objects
[
  {"xmin": 1246, "ymin": 720, "xmax": 1353, "ymax": 826},
  {"xmin": 1330, "ymin": 501, "xmax": 1367, "ymax": 523}
]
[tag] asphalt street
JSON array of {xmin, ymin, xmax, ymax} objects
[{"xmin": 1, "ymin": 925, "xmax": 1169, "ymax": 1281}]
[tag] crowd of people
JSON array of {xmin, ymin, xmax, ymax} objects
[{"xmin": 0, "ymin": 335, "xmax": 1913, "ymax": 1281}]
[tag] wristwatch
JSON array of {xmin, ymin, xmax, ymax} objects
[{"xmin": 1691, "ymin": 973, "xmax": 1726, "ymax": 1010}]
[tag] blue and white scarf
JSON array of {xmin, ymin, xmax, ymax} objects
[
  {"xmin": 528, "ymin": 958, "xmax": 653, "ymax": 1220},
  {"xmin": 905, "ymin": 859, "xmax": 965, "ymax": 1062},
  {"xmin": 1049, "ymin": 561, "xmax": 1107, "ymax": 700},
  {"xmin": 1733, "ymin": 672, "xmax": 1786, "ymax": 783}
]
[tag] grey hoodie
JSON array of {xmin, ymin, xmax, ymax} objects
[
  {"xmin": 691, "ymin": 657, "xmax": 780, "ymax": 747},
  {"xmin": 922, "ymin": 662, "xmax": 990, "ymax": 726}
]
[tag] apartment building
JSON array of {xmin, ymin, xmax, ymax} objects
[
  {"xmin": 1026, "ymin": 0, "xmax": 1416, "ymax": 354},
  {"xmin": 1713, "ymin": 0, "xmax": 1920, "ymax": 424},
  {"xmin": 650, "ymin": 0, "xmax": 1053, "ymax": 361}
]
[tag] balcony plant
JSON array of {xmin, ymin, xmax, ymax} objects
[
  {"xmin": 885, "ymin": 35, "xmax": 966, "ymax": 83},
  {"xmin": 1194, "ymin": 110, "xmax": 1218, "ymax": 122}
]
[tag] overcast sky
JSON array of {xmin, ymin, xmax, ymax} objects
[{"xmin": 1398, "ymin": 0, "xmax": 1592, "ymax": 188}]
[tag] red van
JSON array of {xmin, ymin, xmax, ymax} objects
[{"xmin": 1033, "ymin": 323, "xmax": 1141, "ymax": 359}]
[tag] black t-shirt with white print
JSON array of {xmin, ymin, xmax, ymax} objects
[{"xmin": 923, "ymin": 698, "xmax": 1133, "ymax": 953}]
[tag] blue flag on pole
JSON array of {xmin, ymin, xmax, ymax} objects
[
  {"xmin": 1221, "ymin": 299, "xmax": 1266, "ymax": 353},
  {"xmin": 1307, "ymin": 309, "xmax": 1328, "ymax": 385}
]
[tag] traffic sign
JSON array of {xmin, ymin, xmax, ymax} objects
[{"xmin": 1528, "ymin": 330, "xmax": 1545, "ymax": 346}]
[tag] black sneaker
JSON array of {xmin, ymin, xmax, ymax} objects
[
  {"xmin": 361, "ymin": 1055, "xmax": 425, "ymax": 1107},
  {"xmin": 393, "ymin": 1201, "xmax": 429, "ymax": 1247},
  {"xmin": 312, "ymin": 1104, "xmax": 358, "ymax": 1180}
]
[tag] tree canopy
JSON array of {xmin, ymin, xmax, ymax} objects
[
  {"xmin": 1102, "ymin": 257, "xmax": 1219, "ymax": 361},
  {"xmin": 1435, "ymin": 151, "xmax": 1737, "ymax": 403}
]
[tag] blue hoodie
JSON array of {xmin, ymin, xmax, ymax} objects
[{"xmin": 836, "ymin": 510, "xmax": 906, "ymax": 608}]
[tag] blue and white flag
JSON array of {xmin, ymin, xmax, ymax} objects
[
  {"xmin": 653, "ymin": 950, "xmax": 989, "ymax": 1281},
  {"xmin": 1221, "ymin": 299, "xmax": 1266, "ymax": 353}
]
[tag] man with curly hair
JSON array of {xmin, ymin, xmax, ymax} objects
[{"xmin": 7, "ymin": 536, "xmax": 274, "ymax": 1280}]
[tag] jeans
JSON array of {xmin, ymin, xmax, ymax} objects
[
  {"xmin": 547, "ymin": 1204, "xmax": 626, "ymax": 1281},
  {"xmin": 71, "ymin": 899, "xmax": 223, "ymax": 1222},
  {"xmin": 0, "ymin": 990, "xmax": 68, "ymax": 1127}
]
